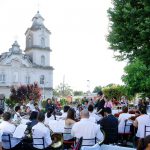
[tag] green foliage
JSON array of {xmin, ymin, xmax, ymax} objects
[
  {"xmin": 102, "ymin": 84, "xmax": 131, "ymax": 100},
  {"xmin": 60, "ymin": 98, "xmax": 68, "ymax": 106},
  {"xmin": 41, "ymin": 99, "xmax": 47, "ymax": 109},
  {"xmin": 73, "ymin": 91, "xmax": 84, "ymax": 96},
  {"xmin": 5, "ymin": 98, "xmax": 16, "ymax": 109},
  {"xmin": 122, "ymin": 59, "xmax": 150, "ymax": 97},
  {"xmin": 53, "ymin": 83, "xmax": 73, "ymax": 97},
  {"xmin": 107, "ymin": 0, "xmax": 150, "ymax": 66},
  {"xmin": 93, "ymin": 86, "xmax": 102, "ymax": 93}
]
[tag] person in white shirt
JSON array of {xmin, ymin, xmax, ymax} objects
[
  {"xmin": 13, "ymin": 106, "xmax": 22, "ymax": 122},
  {"xmin": 44, "ymin": 107, "xmax": 55, "ymax": 125},
  {"xmin": 0, "ymin": 112, "xmax": 21, "ymax": 149},
  {"xmin": 134, "ymin": 109, "xmax": 150, "ymax": 139},
  {"xmin": 118, "ymin": 106, "xmax": 133, "ymax": 133},
  {"xmin": 60, "ymin": 105, "xmax": 70, "ymax": 120},
  {"xmin": 32, "ymin": 112, "xmax": 52, "ymax": 149},
  {"xmin": 88, "ymin": 105, "xmax": 101, "ymax": 123},
  {"xmin": 27, "ymin": 100, "xmax": 35, "ymax": 111},
  {"xmin": 71, "ymin": 109, "xmax": 104, "ymax": 146}
]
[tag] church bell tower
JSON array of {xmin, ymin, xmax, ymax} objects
[{"xmin": 25, "ymin": 11, "xmax": 51, "ymax": 66}]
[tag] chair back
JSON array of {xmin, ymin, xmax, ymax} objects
[
  {"xmin": 77, "ymin": 137, "xmax": 96, "ymax": 146},
  {"xmin": 124, "ymin": 120, "xmax": 132, "ymax": 133},
  {"xmin": 101, "ymin": 127, "xmax": 118, "ymax": 144},
  {"xmin": 73, "ymin": 137, "xmax": 83, "ymax": 150},
  {"xmin": 145, "ymin": 125, "xmax": 150, "ymax": 137},
  {"xmin": 32, "ymin": 137, "xmax": 45, "ymax": 149},
  {"xmin": 2, "ymin": 132, "xmax": 12, "ymax": 149}
]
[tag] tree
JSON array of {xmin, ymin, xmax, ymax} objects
[
  {"xmin": 53, "ymin": 83, "xmax": 73, "ymax": 97},
  {"xmin": 93, "ymin": 86, "xmax": 102, "ymax": 93},
  {"xmin": 107, "ymin": 0, "xmax": 150, "ymax": 66},
  {"xmin": 9, "ymin": 82, "xmax": 41, "ymax": 104},
  {"xmin": 102, "ymin": 84, "xmax": 127, "ymax": 100},
  {"xmin": 73, "ymin": 91, "xmax": 84, "ymax": 96},
  {"xmin": 122, "ymin": 59, "xmax": 150, "ymax": 97}
]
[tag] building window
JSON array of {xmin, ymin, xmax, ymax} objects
[
  {"xmin": 41, "ymin": 37, "xmax": 45, "ymax": 48},
  {"xmin": 0, "ymin": 73, "xmax": 6, "ymax": 83},
  {"xmin": 13, "ymin": 72, "xmax": 18, "ymax": 83},
  {"xmin": 40, "ymin": 75, "xmax": 45, "ymax": 84},
  {"xmin": 41, "ymin": 55, "xmax": 45, "ymax": 66},
  {"xmin": 26, "ymin": 76, "xmax": 30, "ymax": 84},
  {"xmin": 27, "ymin": 35, "xmax": 32, "ymax": 48}
]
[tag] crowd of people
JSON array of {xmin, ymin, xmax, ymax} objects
[{"xmin": 0, "ymin": 92, "xmax": 150, "ymax": 150}]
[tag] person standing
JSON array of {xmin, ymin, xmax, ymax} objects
[{"xmin": 95, "ymin": 91, "xmax": 105, "ymax": 116}]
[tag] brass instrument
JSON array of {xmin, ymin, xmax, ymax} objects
[{"xmin": 44, "ymin": 124, "xmax": 63, "ymax": 149}]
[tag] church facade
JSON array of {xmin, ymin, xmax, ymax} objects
[{"xmin": 0, "ymin": 11, "xmax": 53, "ymax": 98}]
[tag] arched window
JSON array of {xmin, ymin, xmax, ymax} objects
[
  {"xmin": 40, "ymin": 75, "xmax": 45, "ymax": 84},
  {"xmin": 41, "ymin": 55, "xmax": 45, "ymax": 66},
  {"xmin": 27, "ymin": 35, "xmax": 32, "ymax": 48},
  {"xmin": 0, "ymin": 73, "xmax": 6, "ymax": 83},
  {"xmin": 41, "ymin": 37, "xmax": 45, "ymax": 48}
]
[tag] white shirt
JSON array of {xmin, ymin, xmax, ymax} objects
[
  {"xmin": 27, "ymin": 103, "xmax": 35, "ymax": 111},
  {"xmin": 136, "ymin": 114, "xmax": 150, "ymax": 138},
  {"xmin": 32, "ymin": 122, "xmax": 52, "ymax": 149},
  {"xmin": 44, "ymin": 113, "xmax": 55, "ymax": 125},
  {"xmin": 13, "ymin": 112, "xmax": 22, "ymax": 122},
  {"xmin": 71, "ymin": 118, "xmax": 104, "ymax": 146},
  {"xmin": 118, "ymin": 113, "xmax": 133, "ymax": 133},
  {"xmin": 89, "ymin": 112, "xmax": 101, "ymax": 123},
  {"xmin": 60, "ymin": 112, "xmax": 67, "ymax": 120},
  {"xmin": 0, "ymin": 121, "xmax": 21, "ymax": 149}
]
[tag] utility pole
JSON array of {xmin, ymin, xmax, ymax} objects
[{"xmin": 62, "ymin": 75, "xmax": 65, "ymax": 97}]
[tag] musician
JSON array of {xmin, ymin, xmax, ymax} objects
[
  {"xmin": 99, "ymin": 107, "xmax": 118, "ymax": 144},
  {"xmin": 13, "ymin": 106, "xmax": 22, "ymax": 122},
  {"xmin": 32, "ymin": 112, "xmax": 52, "ymax": 150},
  {"xmin": 71, "ymin": 109, "xmax": 104, "ymax": 146},
  {"xmin": 88, "ymin": 104, "xmax": 101, "ymax": 123},
  {"xmin": 60, "ymin": 105, "xmax": 70, "ymax": 120},
  {"xmin": 26, "ymin": 111, "xmax": 38, "ymax": 132},
  {"xmin": 45, "ymin": 98, "xmax": 55, "ymax": 112},
  {"xmin": 0, "ymin": 112, "xmax": 21, "ymax": 150},
  {"xmin": 64, "ymin": 108, "xmax": 76, "ymax": 149},
  {"xmin": 95, "ymin": 91, "xmax": 105, "ymax": 116},
  {"xmin": 27, "ymin": 100, "xmax": 35, "ymax": 111},
  {"xmin": 44, "ymin": 107, "xmax": 55, "ymax": 125}
]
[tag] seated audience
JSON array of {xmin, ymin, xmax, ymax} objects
[
  {"xmin": 71, "ymin": 109, "xmax": 104, "ymax": 146},
  {"xmin": 0, "ymin": 112, "xmax": 21, "ymax": 150},
  {"xmin": 32, "ymin": 112, "xmax": 52, "ymax": 150},
  {"xmin": 26, "ymin": 111, "xmax": 38, "ymax": 132},
  {"xmin": 88, "ymin": 105, "xmax": 101, "ymax": 123},
  {"xmin": 13, "ymin": 105, "xmax": 22, "ymax": 122},
  {"xmin": 99, "ymin": 107, "xmax": 118, "ymax": 144},
  {"xmin": 118, "ymin": 106, "xmax": 133, "ymax": 133}
]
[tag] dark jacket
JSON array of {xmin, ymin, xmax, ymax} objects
[
  {"xmin": 95, "ymin": 99, "xmax": 105, "ymax": 116},
  {"xmin": 100, "ymin": 114, "xmax": 118, "ymax": 144}
]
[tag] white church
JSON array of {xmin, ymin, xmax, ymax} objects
[{"xmin": 0, "ymin": 11, "xmax": 54, "ymax": 98}]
